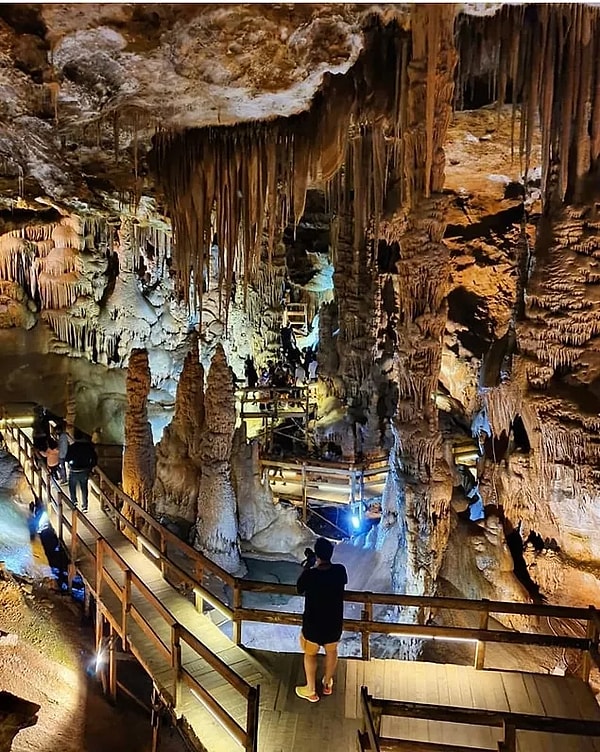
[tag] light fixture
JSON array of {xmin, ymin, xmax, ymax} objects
[{"xmin": 351, "ymin": 515, "xmax": 361, "ymax": 530}]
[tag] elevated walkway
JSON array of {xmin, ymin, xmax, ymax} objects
[{"xmin": 2, "ymin": 414, "xmax": 600, "ymax": 752}]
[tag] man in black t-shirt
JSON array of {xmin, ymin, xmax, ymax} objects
[
  {"xmin": 65, "ymin": 429, "xmax": 97, "ymax": 512},
  {"xmin": 295, "ymin": 537, "xmax": 348, "ymax": 703}
]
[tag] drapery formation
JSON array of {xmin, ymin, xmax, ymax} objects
[{"xmin": 155, "ymin": 12, "xmax": 453, "ymax": 310}]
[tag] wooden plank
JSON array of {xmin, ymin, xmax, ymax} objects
[{"xmin": 345, "ymin": 659, "xmax": 359, "ymax": 720}]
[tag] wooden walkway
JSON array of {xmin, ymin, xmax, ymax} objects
[
  {"xmin": 3, "ymin": 417, "xmax": 600, "ymax": 751},
  {"xmin": 250, "ymin": 654, "xmax": 600, "ymax": 752}
]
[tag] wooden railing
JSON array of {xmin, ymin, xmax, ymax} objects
[
  {"xmin": 283, "ymin": 302, "xmax": 308, "ymax": 331},
  {"xmin": 4, "ymin": 416, "xmax": 600, "ymax": 734},
  {"xmin": 357, "ymin": 686, "xmax": 600, "ymax": 752},
  {"xmin": 4, "ymin": 416, "xmax": 599, "ymax": 683},
  {"xmin": 238, "ymin": 385, "xmax": 315, "ymax": 419},
  {"xmin": 260, "ymin": 456, "xmax": 389, "ymax": 518},
  {"xmin": 1, "ymin": 419, "xmax": 259, "ymax": 752}
]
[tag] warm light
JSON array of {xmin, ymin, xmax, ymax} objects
[
  {"xmin": 189, "ymin": 688, "xmax": 242, "ymax": 746},
  {"xmin": 388, "ymin": 631, "xmax": 477, "ymax": 644},
  {"xmin": 193, "ymin": 587, "xmax": 232, "ymax": 620},
  {"xmin": 139, "ymin": 537, "xmax": 160, "ymax": 559}
]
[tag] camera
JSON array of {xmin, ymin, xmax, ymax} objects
[{"xmin": 302, "ymin": 547, "xmax": 316, "ymax": 568}]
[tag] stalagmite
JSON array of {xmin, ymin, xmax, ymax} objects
[
  {"xmin": 122, "ymin": 349, "xmax": 156, "ymax": 524},
  {"xmin": 194, "ymin": 344, "xmax": 245, "ymax": 575},
  {"xmin": 153, "ymin": 334, "xmax": 204, "ymax": 527}
]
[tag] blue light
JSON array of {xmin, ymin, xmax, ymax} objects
[
  {"xmin": 37, "ymin": 510, "xmax": 50, "ymax": 533},
  {"xmin": 351, "ymin": 515, "xmax": 361, "ymax": 530}
]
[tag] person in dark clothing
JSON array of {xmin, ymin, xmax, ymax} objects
[
  {"xmin": 244, "ymin": 356, "xmax": 258, "ymax": 389},
  {"xmin": 295, "ymin": 537, "xmax": 348, "ymax": 703},
  {"xmin": 65, "ymin": 429, "xmax": 97, "ymax": 512}
]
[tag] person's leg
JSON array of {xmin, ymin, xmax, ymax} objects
[
  {"xmin": 68, "ymin": 472, "xmax": 78, "ymax": 507},
  {"xmin": 79, "ymin": 472, "xmax": 89, "ymax": 511},
  {"xmin": 323, "ymin": 642, "xmax": 339, "ymax": 692},
  {"xmin": 296, "ymin": 634, "xmax": 319, "ymax": 702}
]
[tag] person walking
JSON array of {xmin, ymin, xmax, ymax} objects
[
  {"xmin": 65, "ymin": 429, "xmax": 97, "ymax": 512},
  {"xmin": 55, "ymin": 420, "xmax": 70, "ymax": 483},
  {"xmin": 295, "ymin": 537, "xmax": 348, "ymax": 703}
]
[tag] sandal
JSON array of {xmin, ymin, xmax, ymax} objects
[{"xmin": 295, "ymin": 685, "xmax": 319, "ymax": 703}]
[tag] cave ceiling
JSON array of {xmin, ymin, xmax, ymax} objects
[{"xmin": 0, "ymin": 3, "xmax": 545, "ymax": 223}]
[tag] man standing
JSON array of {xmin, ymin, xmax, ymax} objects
[
  {"xmin": 295, "ymin": 537, "xmax": 348, "ymax": 703},
  {"xmin": 65, "ymin": 429, "xmax": 97, "ymax": 512}
]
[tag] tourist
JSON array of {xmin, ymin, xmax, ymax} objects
[
  {"xmin": 39, "ymin": 437, "xmax": 61, "ymax": 480},
  {"xmin": 55, "ymin": 421, "xmax": 70, "ymax": 482},
  {"xmin": 65, "ymin": 429, "xmax": 97, "ymax": 512},
  {"xmin": 244, "ymin": 355, "xmax": 258, "ymax": 389},
  {"xmin": 295, "ymin": 537, "xmax": 348, "ymax": 703}
]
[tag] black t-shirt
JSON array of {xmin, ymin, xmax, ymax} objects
[
  {"xmin": 66, "ymin": 440, "xmax": 97, "ymax": 472},
  {"xmin": 297, "ymin": 562, "xmax": 348, "ymax": 645}
]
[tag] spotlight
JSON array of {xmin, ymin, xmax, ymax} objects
[
  {"xmin": 36, "ymin": 510, "xmax": 50, "ymax": 533},
  {"xmin": 94, "ymin": 649, "xmax": 105, "ymax": 674}
]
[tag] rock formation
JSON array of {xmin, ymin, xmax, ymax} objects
[
  {"xmin": 153, "ymin": 334, "xmax": 204, "ymax": 532},
  {"xmin": 122, "ymin": 348, "xmax": 155, "ymax": 516},
  {"xmin": 194, "ymin": 344, "xmax": 244, "ymax": 575}
]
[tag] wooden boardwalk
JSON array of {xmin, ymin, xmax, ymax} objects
[{"xmin": 3, "ymin": 419, "xmax": 600, "ymax": 752}]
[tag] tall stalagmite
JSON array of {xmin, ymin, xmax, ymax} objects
[
  {"xmin": 122, "ymin": 349, "xmax": 155, "ymax": 519},
  {"xmin": 153, "ymin": 334, "xmax": 204, "ymax": 529},
  {"xmin": 194, "ymin": 344, "xmax": 244, "ymax": 574}
]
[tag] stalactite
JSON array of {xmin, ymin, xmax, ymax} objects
[
  {"xmin": 155, "ymin": 19, "xmax": 429, "ymax": 316},
  {"xmin": 456, "ymin": 5, "xmax": 600, "ymax": 201}
]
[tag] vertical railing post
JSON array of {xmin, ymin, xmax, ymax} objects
[
  {"xmin": 171, "ymin": 623, "xmax": 181, "ymax": 709},
  {"xmin": 159, "ymin": 532, "xmax": 167, "ymax": 576},
  {"xmin": 582, "ymin": 605, "xmax": 599, "ymax": 684},
  {"xmin": 232, "ymin": 584, "xmax": 243, "ymax": 646},
  {"xmin": 499, "ymin": 721, "xmax": 516, "ymax": 752},
  {"xmin": 69, "ymin": 510, "xmax": 79, "ymax": 590},
  {"xmin": 122, "ymin": 568, "xmax": 131, "ymax": 652},
  {"xmin": 362, "ymin": 602, "xmax": 372, "ymax": 661},
  {"xmin": 57, "ymin": 491, "xmax": 63, "ymax": 542},
  {"xmin": 245, "ymin": 685, "xmax": 260, "ymax": 752},
  {"xmin": 302, "ymin": 462, "xmax": 307, "ymax": 523},
  {"xmin": 95, "ymin": 537, "xmax": 104, "ymax": 598},
  {"xmin": 194, "ymin": 561, "xmax": 204, "ymax": 613},
  {"xmin": 108, "ymin": 625, "xmax": 117, "ymax": 704},
  {"xmin": 475, "ymin": 599, "xmax": 489, "ymax": 670}
]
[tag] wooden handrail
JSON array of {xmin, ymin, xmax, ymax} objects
[
  {"xmin": 369, "ymin": 695, "xmax": 600, "ymax": 736},
  {"xmin": 237, "ymin": 579, "xmax": 593, "ymax": 621},
  {"xmin": 179, "ymin": 624, "xmax": 252, "ymax": 699},
  {"xmin": 1, "ymin": 420, "xmax": 256, "ymax": 751}
]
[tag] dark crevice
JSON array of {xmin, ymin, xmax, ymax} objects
[{"xmin": 445, "ymin": 204, "xmax": 525, "ymax": 241}]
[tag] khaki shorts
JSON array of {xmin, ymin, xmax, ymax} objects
[{"xmin": 300, "ymin": 633, "xmax": 338, "ymax": 656}]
